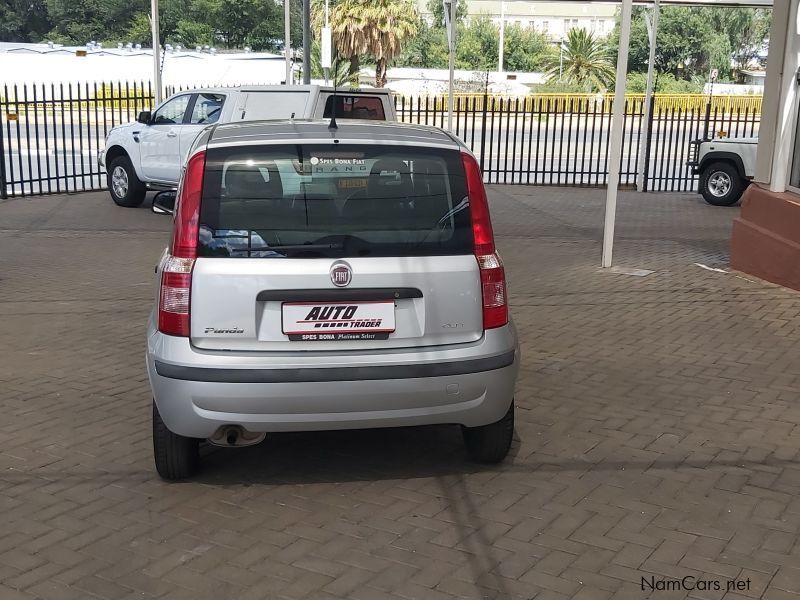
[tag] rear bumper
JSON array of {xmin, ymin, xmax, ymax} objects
[
  {"xmin": 97, "ymin": 149, "xmax": 106, "ymax": 171},
  {"xmin": 147, "ymin": 323, "xmax": 520, "ymax": 438}
]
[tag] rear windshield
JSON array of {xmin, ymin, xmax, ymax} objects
[
  {"xmin": 323, "ymin": 95, "xmax": 386, "ymax": 120},
  {"xmin": 198, "ymin": 144, "xmax": 471, "ymax": 258}
]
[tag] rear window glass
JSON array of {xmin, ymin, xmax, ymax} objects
[
  {"xmin": 323, "ymin": 96, "xmax": 386, "ymax": 120},
  {"xmin": 198, "ymin": 144, "xmax": 471, "ymax": 258}
]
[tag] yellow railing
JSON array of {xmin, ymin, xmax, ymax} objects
[{"xmin": 395, "ymin": 93, "xmax": 763, "ymax": 115}]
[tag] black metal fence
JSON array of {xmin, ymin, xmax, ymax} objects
[
  {"xmin": 0, "ymin": 82, "xmax": 761, "ymax": 198},
  {"xmin": 0, "ymin": 82, "xmax": 155, "ymax": 197},
  {"xmin": 394, "ymin": 93, "xmax": 761, "ymax": 192}
]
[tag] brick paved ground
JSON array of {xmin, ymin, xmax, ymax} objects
[{"xmin": 1, "ymin": 187, "xmax": 799, "ymax": 600}]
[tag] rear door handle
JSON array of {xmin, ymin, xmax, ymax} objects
[{"xmin": 167, "ymin": 131, "xmax": 178, "ymax": 138}]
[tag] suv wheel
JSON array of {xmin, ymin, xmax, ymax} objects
[
  {"xmin": 462, "ymin": 400, "xmax": 514, "ymax": 463},
  {"xmin": 108, "ymin": 155, "xmax": 146, "ymax": 207},
  {"xmin": 153, "ymin": 401, "xmax": 200, "ymax": 480},
  {"xmin": 700, "ymin": 162, "xmax": 745, "ymax": 206}
]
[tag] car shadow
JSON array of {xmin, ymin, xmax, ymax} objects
[{"xmin": 194, "ymin": 424, "xmax": 521, "ymax": 486}]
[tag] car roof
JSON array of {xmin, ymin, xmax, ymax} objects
[
  {"xmin": 178, "ymin": 85, "xmax": 390, "ymax": 95},
  {"xmin": 205, "ymin": 120, "xmax": 463, "ymax": 151}
]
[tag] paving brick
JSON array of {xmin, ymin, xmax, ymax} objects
[
  {"xmin": 0, "ymin": 585, "xmax": 38, "ymax": 600},
  {"xmin": 771, "ymin": 565, "xmax": 800, "ymax": 593},
  {"xmin": 1, "ymin": 188, "xmax": 800, "ymax": 600}
]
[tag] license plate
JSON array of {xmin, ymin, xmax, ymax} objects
[{"xmin": 282, "ymin": 301, "xmax": 395, "ymax": 341}]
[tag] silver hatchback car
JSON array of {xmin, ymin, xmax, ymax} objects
[{"xmin": 147, "ymin": 120, "xmax": 519, "ymax": 480}]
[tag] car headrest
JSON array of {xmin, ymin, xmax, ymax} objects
[
  {"xmin": 224, "ymin": 162, "xmax": 282, "ymax": 200},
  {"xmin": 368, "ymin": 159, "xmax": 413, "ymax": 200}
]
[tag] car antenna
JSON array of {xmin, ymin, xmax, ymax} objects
[{"xmin": 329, "ymin": 56, "xmax": 338, "ymax": 131}]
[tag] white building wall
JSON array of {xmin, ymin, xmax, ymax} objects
[
  {"xmin": 0, "ymin": 45, "xmax": 289, "ymax": 90},
  {"xmin": 417, "ymin": 1, "xmax": 617, "ymax": 39},
  {"xmin": 754, "ymin": 0, "xmax": 800, "ymax": 192}
]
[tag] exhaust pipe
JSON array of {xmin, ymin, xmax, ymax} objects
[{"xmin": 208, "ymin": 426, "xmax": 266, "ymax": 448}]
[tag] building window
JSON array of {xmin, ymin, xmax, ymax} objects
[{"xmin": 542, "ymin": 20, "xmax": 549, "ymax": 33}]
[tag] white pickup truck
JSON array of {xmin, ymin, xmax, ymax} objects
[
  {"xmin": 99, "ymin": 85, "xmax": 396, "ymax": 207},
  {"xmin": 688, "ymin": 137, "xmax": 757, "ymax": 206}
]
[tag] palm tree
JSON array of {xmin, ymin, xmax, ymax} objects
[
  {"xmin": 361, "ymin": 0, "xmax": 418, "ymax": 87},
  {"xmin": 546, "ymin": 28, "xmax": 615, "ymax": 92},
  {"xmin": 313, "ymin": 0, "xmax": 417, "ymax": 88},
  {"xmin": 313, "ymin": 0, "xmax": 370, "ymax": 85}
]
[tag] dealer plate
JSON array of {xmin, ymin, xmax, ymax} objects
[{"xmin": 282, "ymin": 301, "xmax": 395, "ymax": 341}]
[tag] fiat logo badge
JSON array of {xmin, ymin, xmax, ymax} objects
[{"xmin": 330, "ymin": 262, "xmax": 352, "ymax": 287}]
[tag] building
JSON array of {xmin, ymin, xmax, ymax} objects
[
  {"xmin": 0, "ymin": 42, "xmax": 290, "ymax": 88},
  {"xmin": 729, "ymin": 1, "xmax": 800, "ymax": 291},
  {"xmin": 416, "ymin": 1, "xmax": 618, "ymax": 39}
]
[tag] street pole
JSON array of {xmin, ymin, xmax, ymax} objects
[
  {"xmin": 285, "ymin": 0, "xmax": 291, "ymax": 84},
  {"xmin": 302, "ymin": 0, "xmax": 311, "ymax": 84},
  {"xmin": 446, "ymin": 0, "xmax": 456, "ymax": 132},
  {"xmin": 323, "ymin": 0, "xmax": 330, "ymax": 85},
  {"xmin": 150, "ymin": 0, "xmax": 162, "ymax": 104},
  {"xmin": 559, "ymin": 42, "xmax": 564, "ymax": 82},
  {"xmin": 498, "ymin": 1, "xmax": 505, "ymax": 73},
  {"xmin": 601, "ymin": 0, "xmax": 633, "ymax": 268},
  {"xmin": 637, "ymin": 0, "xmax": 659, "ymax": 192}
]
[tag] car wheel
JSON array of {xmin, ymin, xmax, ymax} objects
[
  {"xmin": 700, "ymin": 162, "xmax": 744, "ymax": 206},
  {"xmin": 152, "ymin": 400, "xmax": 200, "ymax": 480},
  {"xmin": 108, "ymin": 155, "xmax": 146, "ymax": 207},
  {"xmin": 462, "ymin": 400, "xmax": 514, "ymax": 463}
]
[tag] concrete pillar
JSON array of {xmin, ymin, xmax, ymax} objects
[{"xmin": 755, "ymin": 1, "xmax": 798, "ymax": 191}]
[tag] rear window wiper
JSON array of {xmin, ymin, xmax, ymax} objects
[{"xmin": 248, "ymin": 243, "xmax": 344, "ymax": 251}]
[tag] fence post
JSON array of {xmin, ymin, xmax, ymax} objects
[
  {"xmin": 479, "ymin": 74, "xmax": 488, "ymax": 174},
  {"xmin": 0, "ymin": 110, "xmax": 7, "ymax": 200},
  {"xmin": 703, "ymin": 101, "xmax": 711, "ymax": 140},
  {"xmin": 641, "ymin": 98, "xmax": 656, "ymax": 192}
]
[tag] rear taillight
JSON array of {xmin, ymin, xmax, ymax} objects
[
  {"xmin": 462, "ymin": 152, "xmax": 508, "ymax": 330},
  {"xmin": 158, "ymin": 150, "xmax": 205, "ymax": 337}
]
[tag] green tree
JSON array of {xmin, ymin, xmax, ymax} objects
[
  {"xmin": 126, "ymin": 13, "xmax": 152, "ymax": 46},
  {"xmin": 427, "ymin": 0, "xmax": 466, "ymax": 29},
  {"xmin": 396, "ymin": 19, "xmax": 449, "ymax": 68},
  {"xmin": 46, "ymin": 0, "xmax": 147, "ymax": 44},
  {"xmin": 455, "ymin": 15, "xmax": 498, "ymax": 71},
  {"xmin": 503, "ymin": 23, "xmax": 553, "ymax": 72},
  {"xmin": 715, "ymin": 8, "xmax": 771, "ymax": 73},
  {"xmin": 0, "ymin": 0, "xmax": 52, "ymax": 42},
  {"xmin": 625, "ymin": 71, "xmax": 704, "ymax": 93},
  {"xmin": 313, "ymin": 0, "xmax": 417, "ymax": 87},
  {"xmin": 610, "ymin": 6, "xmax": 770, "ymax": 81},
  {"xmin": 174, "ymin": 20, "xmax": 215, "ymax": 47},
  {"xmin": 545, "ymin": 28, "xmax": 614, "ymax": 92},
  {"xmin": 45, "ymin": 0, "xmax": 127, "ymax": 43},
  {"xmin": 211, "ymin": 0, "xmax": 277, "ymax": 49},
  {"xmin": 313, "ymin": 0, "xmax": 369, "ymax": 84},
  {"xmin": 309, "ymin": 40, "xmax": 350, "ymax": 86},
  {"xmin": 362, "ymin": 0, "xmax": 418, "ymax": 86}
]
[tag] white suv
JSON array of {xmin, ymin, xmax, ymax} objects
[
  {"xmin": 147, "ymin": 120, "xmax": 520, "ymax": 480},
  {"xmin": 688, "ymin": 137, "xmax": 757, "ymax": 206},
  {"xmin": 99, "ymin": 85, "xmax": 396, "ymax": 207}
]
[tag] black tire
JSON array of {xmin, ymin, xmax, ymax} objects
[
  {"xmin": 153, "ymin": 401, "xmax": 200, "ymax": 480},
  {"xmin": 107, "ymin": 155, "xmax": 146, "ymax": 208},
  {"xmin": 462, "ymin": 400, "xmax": 514, "ymax": 463},
  {"xmin": 699, "ymin": 161, "xmax": 745, "ymax": 206}
]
